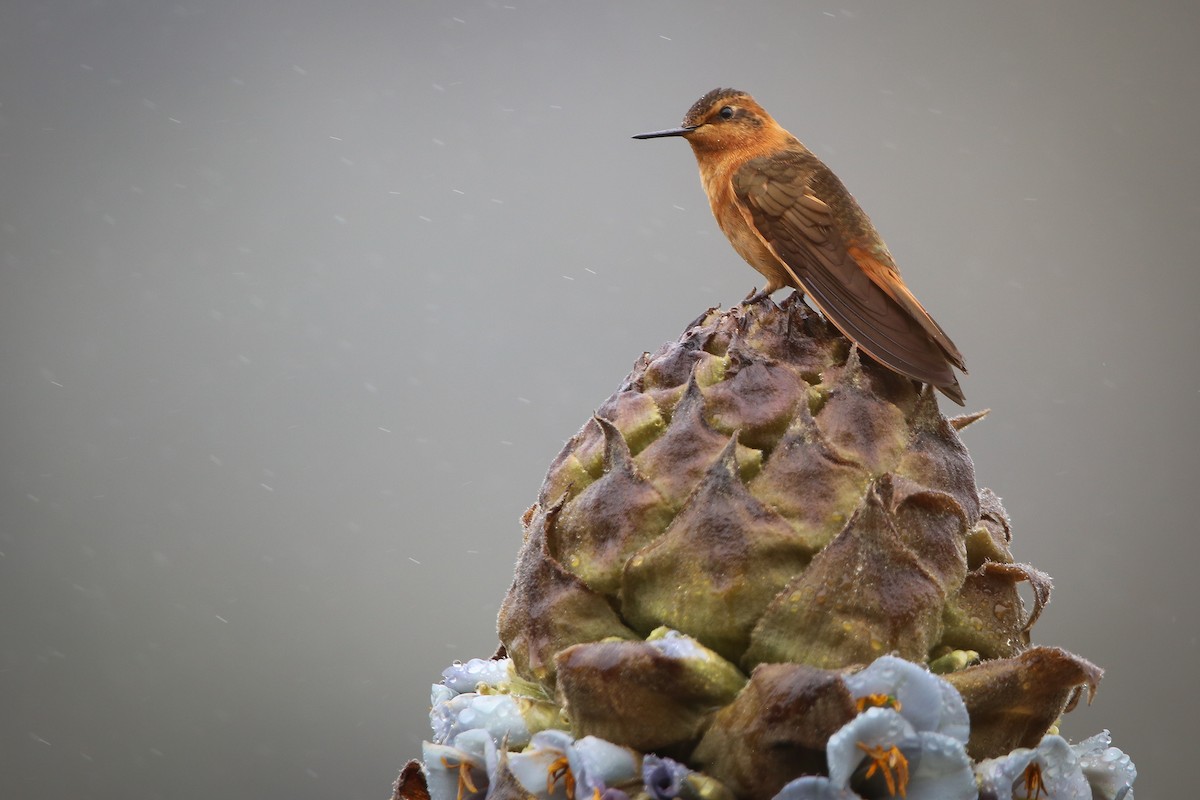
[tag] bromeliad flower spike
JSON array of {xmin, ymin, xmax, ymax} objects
[{"xmin": 393, "ymin": 300, "xmax": 1135, "ymax": 800}]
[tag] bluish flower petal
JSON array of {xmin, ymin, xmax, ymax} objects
[
  {"xmin": 1028, "ymin": 735, "xmax": 1091, "ymax": 800},
  {"xmin": 826, "ymin": 707, "xmax": 915, "ymax": 790},
  {"xmin": 1073, "ymin": 731, "xmax": 1136, "ymax": 800},
  {"xmin": 976, "ymin": 745, "xmax": 1034, "ymax": 800},
  {"xmin": 430, "ymin": 691, "xmax": 531, "ymax": 747},
  {"xmin": 442, "ymin": 658, "xmax": 513, "ymax": 694},
  {"xmin": 422, "ymin": 741, "xmax": 488, "ymax": 800},
  {"xmin": 529, "ymin": 729, "xmax": 577, "ymax": 751},
  {"xmin": 977, "ymin": 735, "xmax": 1090, "ymax": 800},
  {"xmin": 905, "ymin": 732, "xmax": 976, "ymax": 800},
  {"xmin": 598, "ymin": 788, "xmax": 632, "ymax": 800},
  {"xmin": 827, "ymin": 707, "xmax": 974, "ymax": 800},
  {"xmin": 429, "ymin": 694, "xmax": 459, "ymax": 744},
  {"xmin": 504, "ymin": 730, "xmax": 637, "ymax": 800},
  {"xmin": 506, "ymin": 734, "xmax": 570, "ymax": 800},
  {"xmin": 568, "ymin": 735, "xmax": 640, "ymax": 798},
  {"xmin": 642, "ymin": 754, "xmax": 691, "ymax": 800},
  {"xmin": 933, "ymin": 678, "xmax": 971, "ymax": 744},
  {"xmin": 431, "ymin": 683, "xmax": 457, "ymax": 707},
  {"xmin": 771, "ymin": 775, "xmax": 862, "ymax": 800},
  {"xmin": 843, "ymin": 655, "xmax": 970, "ymax": 742},
  {"xmin": 452, "ymin": 728, "xmax": 495, "ymax": 762}
]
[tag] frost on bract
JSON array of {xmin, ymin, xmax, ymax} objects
[{"xmin": 394, "ymin": 299, "xmax": 1135, "ymax": 800}]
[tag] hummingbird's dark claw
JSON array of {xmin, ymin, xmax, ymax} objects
[{"xmin": 742, "ymin": 286, "xmax": 772, "ymax": 305}]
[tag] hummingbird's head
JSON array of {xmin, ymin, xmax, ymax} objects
[{"xmin": 633, "ymin": 88, "xmax": 783, "ymax": 154}]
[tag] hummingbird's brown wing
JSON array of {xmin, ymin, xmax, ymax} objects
[
  {"xmin": 844, "ymin": 244, "xmax": 966, "ymax": 372},
  {"xmin": 731, "ymin": 154, "xmax": 965, "ymax": 403}
]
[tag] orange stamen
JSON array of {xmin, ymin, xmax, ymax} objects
[
  {"xmin": 547, "ymin": 755, "xmax": 576, "ymax": 800},
  {"xmin": 439, "ymin": 756, "xmax": 480, "ymax": 800},
  {"xmin": 856, "ymin": 742, "xmax": 910, "ymax": 798},
  {"xmin": 855, "ymin": 693, "xmax": 902, "ymax": 713},
  {"xmin": 1019, "ymin": 762, "xmax": 1047, "ymax": 800}
]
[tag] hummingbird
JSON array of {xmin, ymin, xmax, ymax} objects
[{"xmin": 633, "ymin": 88, "xmax": 967, "ymax": 405}]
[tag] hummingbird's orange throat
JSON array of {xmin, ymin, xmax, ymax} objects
[{"xmin": 634, "ymin": 88, "xmax": 968, "ymax": 405}]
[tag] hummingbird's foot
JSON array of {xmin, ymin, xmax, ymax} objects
[{"xmin": 742, "ymin": 287, "xmax": 773, "ymax": 305}]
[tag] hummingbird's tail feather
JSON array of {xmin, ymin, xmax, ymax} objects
[
  {"xmin": 934, "ymin": 376, "xmax": 966, "ymax": 405},
  {"xmin": 846, "ymin": 247, "xmax": 967, "ymax": 374},
  {"xmin": 793, "ymin": 272, "xmax": 967, "ymax": 405}
]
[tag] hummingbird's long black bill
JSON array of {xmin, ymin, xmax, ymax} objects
[{"xmin": 632, "ymin": 126, "xmax": 696, "ymax": 139}]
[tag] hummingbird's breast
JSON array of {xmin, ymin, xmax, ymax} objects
[{"xmin": 701, "ymin": 164, "xmax": 794, "ymax": 291}]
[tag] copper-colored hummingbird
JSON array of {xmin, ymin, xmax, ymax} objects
[{"xmin": 634, "ymin": 88, "xmax": 967, "ymax": 405}]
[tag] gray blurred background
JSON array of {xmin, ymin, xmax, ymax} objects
[{"xmin": 2, "ymin": 2, "xmax": 1196, "ymax": 798}]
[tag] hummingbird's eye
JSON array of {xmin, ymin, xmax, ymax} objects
[{"xmin": 719, "ymin": 106, "xmax": 735, "ymax": 120}]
